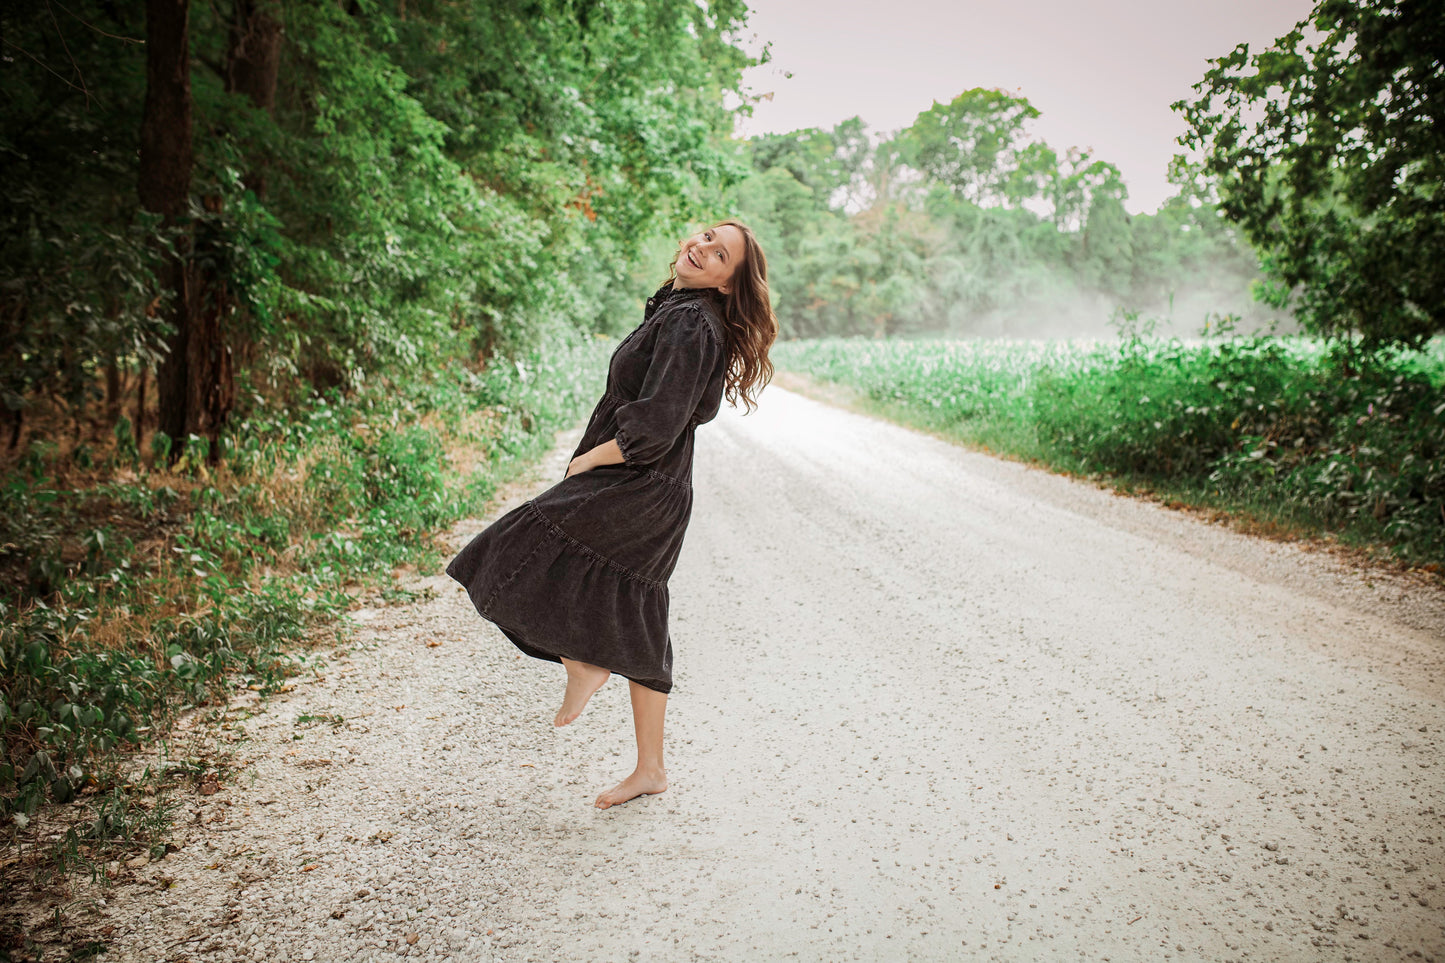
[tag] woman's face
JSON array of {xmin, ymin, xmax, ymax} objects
[{"xmin": 673, "ymin": 225, "xmax": 746, "ymax": 293}]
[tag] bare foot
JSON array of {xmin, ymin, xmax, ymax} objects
[
  {"xmin": 594, "ymin": 768, "xmax": 667, "ymax": 810},
  {"xmin": 554, "ymin": 658, "xmax": 610, "ymax": 727}
]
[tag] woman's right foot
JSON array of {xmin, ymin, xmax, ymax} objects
[
  {"xmin": 555, "ymin": 658, "xmax": 610, "ymax": 726},
  {"xmin": 594, "ymin": 767, "xmax": 668, "ymax": 810}
]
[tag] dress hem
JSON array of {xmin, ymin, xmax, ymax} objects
[{"xmin": 489, "ymin": 615, "xmax": 673, "ymax": 695}]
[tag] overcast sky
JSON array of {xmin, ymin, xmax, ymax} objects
[{"xmin": 732, "ymin": 0, "xmax": 1316, "ymax": 214}]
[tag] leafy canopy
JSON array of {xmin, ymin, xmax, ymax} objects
[{"xmin": 1173, "ymin": 0, "xmax": 1445, "ymax": 349}]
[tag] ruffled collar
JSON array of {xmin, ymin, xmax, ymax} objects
[
  {"xmin": 656, "ymin": 281, "xmax": 717, "ymax": 302},
  {"xmin": 645, "ymin": 281, "xmax": 720, "ymax": 319}
]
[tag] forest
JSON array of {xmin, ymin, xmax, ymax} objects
[{"xmin": 1, "ymin": 0, "xmax": 1441, "ymax": 912}]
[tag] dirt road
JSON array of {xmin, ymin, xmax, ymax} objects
[{"xmin": 97, "ymin": 385, "xmax": 1443, "ymax": 961}]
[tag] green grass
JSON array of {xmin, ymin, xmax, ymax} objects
[
  {"xmin": 773, "ymin": 334, "xmax": 1445, "ymax": 568},
  {"xmin": 0, "ymin": 330, "xmax": 614, "ymax": 885}
]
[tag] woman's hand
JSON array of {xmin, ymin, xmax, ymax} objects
[
  {"xmin": 565, "ymin": 453, "xmax": 594, "ymax": 478},
  {"xmin": 566, "ymin": 438, "xmax": 626, "ymax": 478}
]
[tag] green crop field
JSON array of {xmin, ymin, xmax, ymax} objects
[{"xmin": 773, "ymin": 336, "xmax": 1445, "ymax": 567}]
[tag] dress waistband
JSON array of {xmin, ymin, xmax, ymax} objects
[{"xmin": 644, "ymin": 467, "xmax": 691, "ymax": 490}]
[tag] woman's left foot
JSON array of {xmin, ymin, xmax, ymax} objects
[
  {"xmin": 555, "ymin": 658, "xmax": 610, "ymax": 727},
  {"xmin": 594, "ymin": 768, "xmax": 667, "ymax": 810}
]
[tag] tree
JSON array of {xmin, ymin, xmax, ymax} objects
[
  {"xmin": 1048, "ymin": 147, "xmax": 1125, "ymax": 233},
  {"xmin": 1173, "ymin": 0, "xmax": 1445, "ymax": 348},
  {"xmin": 747, "ymin": 117, "xmax": 872, "ymax": 212},
  {"xmin": 898, "ymin": 89, "xmax": 1042, "ymax": 208},
  {"xmin": 138, "ymin": 0, "xmax": 214, "ymax": 458}
]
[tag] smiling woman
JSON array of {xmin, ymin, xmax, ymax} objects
[{"xmin": 446, "ymin": 220, "xmax": 778, "ymax": 810}]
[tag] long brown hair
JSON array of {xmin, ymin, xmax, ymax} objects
[{"xmin": 663, "ymin": 219, "xmax": 777, "ymax": 414}]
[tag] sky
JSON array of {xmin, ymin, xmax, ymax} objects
[{"xmin": 732, "ymin": 0, "xmax": 1316, "ymax": 214}]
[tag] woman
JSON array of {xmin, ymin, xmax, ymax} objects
[{"xmin": 446, "ymin": 220, "xmax": 777, "ymax": 810}]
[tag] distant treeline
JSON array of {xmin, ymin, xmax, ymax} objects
[
  {"xmin": 734, "ymin": 0, "xmax": 1443, "ymax": 350},
  {"xmin": 729, "ymin": 92, "xmax": 1275, "ymax": 341}
]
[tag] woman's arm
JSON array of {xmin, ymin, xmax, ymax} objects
[
  {"xmin": 566, "ymin": 438, "xmax": 624, "ymax": 477},
  {"xmin": 611, "ymin": 306, "xmax": 723, "ymax": 466}
]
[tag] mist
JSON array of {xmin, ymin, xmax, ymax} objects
[{"xmin": 733, "ymin": 95, "xmax": 1288, "ymax": 344}]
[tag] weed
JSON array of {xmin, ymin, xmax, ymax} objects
[{"xmin": 0, "ymin": 335, "xmax": 612, "ymax": 885}]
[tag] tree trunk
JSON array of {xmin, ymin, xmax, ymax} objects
[
  {"xmin": 139, "ymin": 0, "xmax": 194, "ymax": 457},
  {"xmin": 226, "ymin": 0, "xmax": 282, "ymax": 113},
  {"xmin": 227, "ymin": 0, "xmax": 282, "ymax": 198},
  {"xmin": 134, "ymin": 365, "xmax": 147, "ymax": 454},
  {"xmin": 162, "ymin": 0, "xmax": 284, "ymax": 468},
  {"xmin": 189, "ymin": 231, "xmax": 237, "ymax": 466},
  {"xmin": 105, "ymin": 357, "xmax": 122, "ymax": 427}
]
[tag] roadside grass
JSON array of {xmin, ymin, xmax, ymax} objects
[
  {"xmin": 0, "ymin": 332, "xmax": 613, "ymax": 892},
  {"xmin": 771, "ymin": 335, "xmax": 1445, "ymax": 570}
]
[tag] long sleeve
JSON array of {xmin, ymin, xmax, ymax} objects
[{"xmin": 613, "ymin": 304, "xmax": 724, "ymax": 467}]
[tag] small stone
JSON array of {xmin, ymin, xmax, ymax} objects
[{"xmin": 1264, "ymin": 841, "xmax": 1279, "ymax": 852}]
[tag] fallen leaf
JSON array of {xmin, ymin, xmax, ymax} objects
[
  {"xmin": 426, "ymin": 641, "xmax": 442, "ymax": 648},
  {"xmin": 301, "ymin": 863, "xmax": 319, "ymax": 872}
]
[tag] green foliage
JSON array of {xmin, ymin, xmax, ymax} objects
[
  {"xmin": 730, "ymin": 95, "xmax": 1275, "ymax": 341},
  {"xmin": 748, "ymin": 118, "xmax": 870, "ymax": 210},
  {"xmin": 1173, "ymin": 0, "xmax": 1445, "ymax": 348},
  {"xmin": 898, "ymin": 89, "xmax": 1047, "ymax": 208},
  {"xmin": 775, "ymin": 335, "xmax": 1445, "ymax": 564},
  {"xmin": 0, "ymin": 333, "xmax": 612, "ymax": 848},
  {"xmin": 1, "ymin": 0, "xmax": 755, "ymax": 418},
  {"xmin": 0, "ymin": 1, "xmax": 170, "ymax": 434}
]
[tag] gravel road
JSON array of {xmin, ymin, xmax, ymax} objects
[{"xmin": 86, "ymin": 383, "xmax": 1443, "ymax": 962}]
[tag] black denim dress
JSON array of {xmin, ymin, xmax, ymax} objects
[{"xmin": 445, "ymin": 283, "xmax": 729, "ymax": 694}]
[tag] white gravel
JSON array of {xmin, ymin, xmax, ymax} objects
[{"xmin": 51, "ymin": 385, "xmax": 1445, "ymax": 961}]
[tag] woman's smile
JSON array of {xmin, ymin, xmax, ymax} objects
[{"xmin": 674, "ymin": 225, "xmax": 745, "ymax": 293}]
